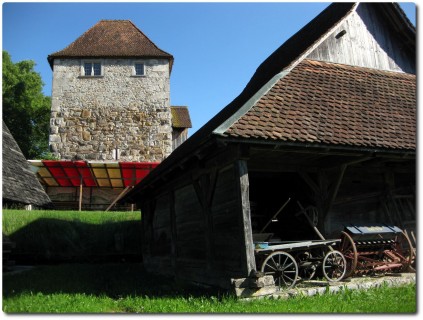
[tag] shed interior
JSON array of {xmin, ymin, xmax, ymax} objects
[{"xmin": 249, "ymin": 172, "xmax": 317, "ymax": 242}]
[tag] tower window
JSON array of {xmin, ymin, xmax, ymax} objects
[
  {"xmin": 133, "ymin": 62, "xmax": 145, "ymax": 76},
  {"xmin": 83, "ymin": 62, "xmax": 102, "ymax": 76}
]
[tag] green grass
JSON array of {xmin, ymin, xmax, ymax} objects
[
  {"xmin": 2, "ymin": 209, "xmax": 141, "ymax": 235},
  {"xmin": 2, "ymin": 210, "xmax": 417, "ymax": 313},
  {"xmin": 2, "ymin": 209, "xmax": 142, "ymax": 262},
  {"xmin": 2, "ymin": 263, "xmax": 416, "ymax": 313}
]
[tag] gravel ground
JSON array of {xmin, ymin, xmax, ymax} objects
[{"xmin": 271, "ymin": 272, "xmax": 416, "ymax": 300}]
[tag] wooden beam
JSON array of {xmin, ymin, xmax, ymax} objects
[
  {"xmin": 324, "ymin": 156, "xmax": 373, "ymax": 216},
  {"xmin": 105, "ymin": 186, "xmax": 131, "ymax": 212},
  {"xmin": 235, "ymin": 160, "xmax": 256, "ymax": 275},
  {"xmin": 169, "ymin": 191, "xmax": 178, "ymax": 270},
  {"xmin": 206, "ymin": 167, "xmax": 218, "ymax": 206},
  {"xmin": 260, "ymin": 198, "xmax": 291, "ymax": 233},
  {"xmin": 192, "ymin": 178, "xmax": 206, "ymax": 209},
  {"xmin": 326, "ymin": 164, "xmax": 347, "ymax": 213},
  {"xmin": 192, "ymin": 172, "xmax": 216, "ymax": 271}
]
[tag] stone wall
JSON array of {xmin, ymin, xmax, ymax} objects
[{"xmin": 49, "ymin": 58, "xmax": 172, "ymax": 161}]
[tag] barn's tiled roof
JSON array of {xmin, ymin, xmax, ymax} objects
[
  {"xmin": 2, "ymin": 121, "xmax": 52, "ymax": 208},
  {"xmin": 48, "ymin": 20, "xmax": 173, "ymax": 70},
  {"xmin": 122, "ymin": 2, "xmax": 416, "ymax": 202},
  {"xmin": 225, "ymin": 59, "xmax": 416, "ymax": 150},
  {"xmin": 171, "ymin": 106, "xmax": 192, "ymax": 129}
]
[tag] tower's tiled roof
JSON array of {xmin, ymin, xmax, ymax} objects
[{"xmin": 48, "ymin": 20, "xmax": 173, "ymax": 70}]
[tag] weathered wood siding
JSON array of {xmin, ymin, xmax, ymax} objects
[
  {"xmin": 307, "ymin": 3, "xmax": 415, "ymax": 74},
  {"xmin": 140, "ymin": 194, "xmax": 174, "ymax": 276},
  {"xmin": 211, "ymin": 165, "xmax": 244, "ymax": 272},
  {"xmin": 151, "ymin": 193, "xmax": 172, "ymax": 257},
  {"xmin": 324, "ymin": 166, "xmax": 415, "ymax": 237},
  {"xmin": 141, "ymin": 155, "xmax": 254, "ymax": 288},
  {"xmin": 174, "ymin": 184, "xmax": 207, "ymax": 261}
]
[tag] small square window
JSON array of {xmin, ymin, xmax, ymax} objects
[
  {"xmin": 83, "ymin": 62, "xmax": 102, "ymax": 76},
  {"xmin": 134, "ymin": 63, "xmax": 145, "ymax": 76}
]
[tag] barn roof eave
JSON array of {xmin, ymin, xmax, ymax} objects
[{"xmin": 216, "ymin": 136, "xmax": 416, "ymax": 158}]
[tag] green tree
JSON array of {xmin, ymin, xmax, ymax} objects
[{"xmin": 2, "ymin": 50, "xmax": 51, "ymax": 159}]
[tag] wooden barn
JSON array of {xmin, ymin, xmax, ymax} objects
[{"xmin": 122, "ymin": 3, "xmax": 416, "ymax": 289}]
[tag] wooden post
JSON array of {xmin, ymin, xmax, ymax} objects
[
  {"xmin": 169, "ymin": 191, "xmax": 178, "ymax": 270},
  {"xmin": 79, "ymin": 177, "xmax": 83, "ymax": 212},
  {"xmin": 235, "ymin": 160, "xmax": 256, "ymax": 275}
]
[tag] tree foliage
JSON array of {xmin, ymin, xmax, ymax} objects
[{"xmin": 2, "ymin": 50, "xmax": 51, "ymax": 159}]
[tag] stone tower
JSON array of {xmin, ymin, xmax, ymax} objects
[{"xmin": 47, "ymin": 20, "xmax": 174, "ymax": 162}]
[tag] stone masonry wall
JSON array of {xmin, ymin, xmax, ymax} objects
[{"xmin": 49, "ymin": 58, "xmax": 172, "ymax": 161}]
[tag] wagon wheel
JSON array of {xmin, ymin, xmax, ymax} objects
[
  {"xmin": 261, "ymin": 251, "xmax": 298, "ymax": 290},
  {"xmin": 322, "ymin": 250, "xmax": 347, "ymax": 282},
  {"xmin": 339, "ymin": 231, "xmax": 358, "ymax": 278},
  {"xmin": 391, "ymin": 231, "xmax": 414, "ymax": 271}
]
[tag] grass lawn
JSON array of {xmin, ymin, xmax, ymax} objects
[{"xmin": 2, "ymin": 263, "xmax": 416, "ymax": 313}]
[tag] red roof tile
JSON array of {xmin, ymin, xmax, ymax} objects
[
  {"xmin": 225, "ymin": 59, "xmax": 416, "ymax": 150},
  {"xmin": 48, "ymin": 20, "xmax": 173, "ymax": 69}
]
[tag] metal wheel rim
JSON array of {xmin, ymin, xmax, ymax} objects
[
  {"xmin": 393, "ymin": 231, "xmax": 414, "ymax": 270},
  {"xmin": 323, "ymin": 250, "xmax": 347, "ymax": 282},
  {"xmin": 339, "ymin": 231, "xmax": 358, "ymax": 278},
  {"xmin": 261, "ymin": 251, "xmax": 298, "ymax": 290}
]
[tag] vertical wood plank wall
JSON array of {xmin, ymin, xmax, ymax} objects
[
  {"xmin": 307, "ymin": 4, "xmax": 415, "ymax": 74},
  {"xmin": 324, "ymin": 166, "xmax": 415, "ymax": 237},
  {"xmin": 141, "ymin": 159, "xmax": 254, "ymax": 288}
]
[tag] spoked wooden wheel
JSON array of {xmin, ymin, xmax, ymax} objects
[
  {"xmin": 323, "ymin": 250, "xmax": 347, "ymax": 282},
  {"xmin": 261, "ymin": 251, "xmax": 298, "ymax": 290},
  {"xmin": 392, "ymin": 231, "xmax": 414, "ymax": 271},
  {"xmin": 339, "ymin": 231, "xmax": 358, "ymax": 278}
]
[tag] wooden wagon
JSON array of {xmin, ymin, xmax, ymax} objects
[{"xmin": 254, "ymin": 238, "xmax": 346, "ymax": 290}]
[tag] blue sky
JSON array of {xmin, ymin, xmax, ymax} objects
[{"xmin": 2, "ymin": 1, "xmax": 417, "ymax": 135}]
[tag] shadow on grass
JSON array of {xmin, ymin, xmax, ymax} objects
[
  {"xmin": 6, "ymin": 218, "xmax": 142, "ymax": 263},
  {"xmin": 4, "ymin": 218, "xmax": 226, "ymax": 299},
  {"xmin": 2, "ymin": 263, "xmax": 226, "ymax": 299}
]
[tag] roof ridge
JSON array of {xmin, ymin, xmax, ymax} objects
[
  {"xmin": 126, "ymin": 20, "xmax": 174, "ymax": 59},
  {"xmin": 99, "ymin": 19, "xmax": 132, "ymax": 21},
  {"xmin": 213, "ymin": 3, "xmax": 358, "ymax": 135}
]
